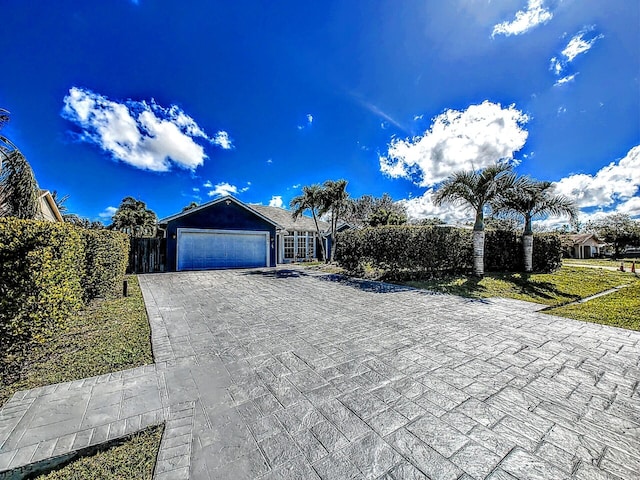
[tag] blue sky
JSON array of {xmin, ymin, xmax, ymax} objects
[{"xmin": 1, "ymin": 0, "xmax": 638, "ymax": 226}]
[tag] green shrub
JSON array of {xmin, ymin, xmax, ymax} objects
[
  {"xmin": 83, "ymin": 230, "xmax": 130, "ymax": 300},
  {"xmin": 484, "ymin": 230, "xmax": 522, "ymax": 272},
  {"xmin": 336, "ymin": 226, "xmax": 562, "ymax": 277},
  {"xmin": 0, "ymin": 219, "xmax": 85, "ymax": 376},
  {"xmin": 336, "ymin": 225, "xmax": 473, "ymax": 278},
  {"xmin": 533, "ymin": 233, "xmax": 563, "ymax": 272}
]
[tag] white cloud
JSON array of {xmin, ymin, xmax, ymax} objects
[
  {"xmin": 207, "ymin": 182, "xmax": 238, "ymax": 197},
  {"xmin": 413, "ymin": 114, "xmax": 424, "ymax": 121},
  {"xmin": 562, "ymin": 31, "xmax": 603, "ymax": 63},
  {"xmin": 192, "ymin": 187, "xmax": 200, "ymax": 192},
  {"xmin": 553, "ymin": 145, "xmax": 640, "ymax": 210},
  {"xmin": 557, "ymin": 106, "xmax": 567, "ymax": 115},
  {"xmin": 402, "ymin": 145, "xmax": 640, "ymax": 228},
  {"xmin": 266, "ymin": 158, "xmax": 273, "ymax": 164},
  {"xmin": 203, "ymin": 180, "xmax": 213, "ymax": 188},
  {"xmin": 380, "ymin": 101, "xmax": 529, "ymax": 187},
  {"xmin": 549, "ymin": 27, "xmax": 604, "ymax": 77},
  {"xmin": 554, "ymin": 73, "xmax": 578, "ymax": 87},
  {"xmin": 62, "ymin": 87, "xmax": 230, "ymax": 172},
  {"xmin": 549, "ymin": 57, "xmax": 562, "ymax": 75},
  {"xmin": 492, "ymin": 0, "xmax": 553, "ymax": 38},
  {"xmin": 400, "ymin": 190, "xmax": 476, "ymax": 225},
  {"xmin": 297, "ymin": 113, "xmax": 314, "ymax": 130},
  {"xmin": 212, "ymin": 131, "xmax": 233, "ymax": 150},
  {"xmin": 269, "ymin": 195, "xmax": 284, "ymax": 208},
  {"xmin": 99, "ymin": 206, "xmax": 117, "ymax": 219}
]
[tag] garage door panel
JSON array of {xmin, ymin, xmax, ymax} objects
[{"xmin": 177, "ymin": 229, "xmax": 268, "ymax": 271}]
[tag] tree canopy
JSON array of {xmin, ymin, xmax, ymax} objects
[
  {"xmin": 586, "ymin": 213, "xmax": 640, "ymax": 258},
  {"xmin": 109, "ymin": 197, "xmax": 158, "ymax": 237}
]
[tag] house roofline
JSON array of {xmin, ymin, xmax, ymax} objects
[
  {"xmin": 39, "ymin": 190, "xmax": 64, "ymax": 222},
  {"xmin": 158, "ymin": 195, "xmax": 283, "ymax": 229}
]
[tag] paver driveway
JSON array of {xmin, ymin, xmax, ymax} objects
[{"xmin": 1, "ymin": 268, "xmax": 639, "ymax": 479}]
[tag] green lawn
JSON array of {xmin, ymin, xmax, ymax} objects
[
  {"xmin": 0, "ymin": 276, "xmax": 153, "ymax": 405},
  {"xmin": 0, "ymin": 276, "xmax": 161, "ymax": 479},
  {"xmin": 403, "ymin": 267, "xmax": 635, "ymax": 306},
  {"xmin": 563, "ymin": 257, "xmax": 639, "ymax": 269},
  {"xmin": 36, "ymin": 425, "xmax": 163, "ymax": 480},
  {"xmin": 546, "ymin": 280, "xmax": 640, "ymax": 331},
  {"xmin": 401, "ymin": 266, "xmax": 639, "ymax": 331}
]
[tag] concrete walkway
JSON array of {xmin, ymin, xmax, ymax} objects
[{"xmin": 1, "ymin": 268, "xmax": 639, "ymax": 479}]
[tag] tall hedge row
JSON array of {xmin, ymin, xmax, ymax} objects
[
  {"xmin": 336, "ymin": 225, "xmax": 562, "ymax": 277},
  {"xmin": 0, "ymin": 218, "xmax": 129, "ymax": 376},
  {"xmin": 83, "ymin": 229, "xmax": 130, "ymax": 299}
]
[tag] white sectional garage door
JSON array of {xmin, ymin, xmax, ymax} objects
[{"xmin": 177, "ymin": 229, "xmax": 269, "ymax": 271}]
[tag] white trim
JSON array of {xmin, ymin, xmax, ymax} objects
[
  {"xmin": 176, "ymin": 228, "xmax": 270, "ymax": 271},
  {"xmin": 160, "ymin": 195, "xmax": 282, "ymax": 229}
]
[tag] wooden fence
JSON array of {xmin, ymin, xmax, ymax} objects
[{"xmin": 128, "ymin": 238, "xmax": 166, "ymax": 273}]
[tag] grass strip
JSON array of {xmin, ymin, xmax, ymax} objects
[
  {"xmin": 35, "ymin": 425, "xmax": 163, "ymax": 480},
  {"xmin": 545, "ymin": 281, "xmax": 640, "ymax": 331}
]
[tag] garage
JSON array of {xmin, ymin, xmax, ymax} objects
[
  {"xmin": 177, "ymin": 228, "xmax": 269, "ymax": 271},
  {"xmin": 159, "ymin": 196, "xmax": 279, "ymax": 272}
]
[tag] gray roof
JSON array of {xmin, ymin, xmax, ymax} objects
[
  {"xmin": 158, "ymin": 195, "xmax": 281, "ymax": 228},
  {"xmin": 250, "ymin": 204, "xmax": 329, "ymax": 232}
]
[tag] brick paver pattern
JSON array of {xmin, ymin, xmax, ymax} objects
[{"xmin": 1, "ymin": 268, "xmax": 639, "ymax": 479}]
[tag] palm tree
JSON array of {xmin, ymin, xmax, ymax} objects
[
  {"xmin": 495, "ymin": 178, "xmax": 577, "ymax": 272},
  {"xmin": 321, "ymin": 179, "xmax": 349, "ymax": 262},
  {"xmin": 290, "ymin": 184, "xmax": 327, "ymax": 260},
  {"xmin": 433, "ymin": 163, "xmax": 516, "ymax": 277},
  {"xmin": 0, "ymin": 149, "xmax": 41, "ymax": 219}
]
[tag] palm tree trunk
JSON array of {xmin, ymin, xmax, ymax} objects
[
  {"xmin": 523, "ymin": 215, "xmax": 533, "ymax": 273},
  {"xmin": 311, "ymin": 211, "xmax": 327, "ymax": 261},
  {"xmin": 472, "ymin": 230, "xmax": 485, "ymax": 277},
  {"xmin": 523, "ymin": 234, "xmax": 534, "ymax": 272}
]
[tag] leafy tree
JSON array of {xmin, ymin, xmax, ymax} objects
[
  {"xmin": 0, "ymin": 110, "xmax": 41, "ymax": 219},
  {"xmin": 347, "ymin": 193, "xmax": 407, "ymax": 227},
  {"xmin": 0, "ymin": 150, "xmax": 40, "ymax": 219},
  {"xmin": 109, "ymin": 197, "xmax": 158, "ymax": 237},
  {"xmin": 413, "ymin": 217, "xmax": 445, "ymax": 226},
  {"xmin": 66, "ymin": 215, "xmax": 105, "ymax": 229},
  {"xmin": 484, "ymin": 216, "xmax": 521, "ymax": 232},
  {"xmin": 586, "ymin": 213, "xmax": 640, "ymax": 258},
  {"xmin": 321, "ymin": 179, "xmax": 350, "ymax": 262},
  {"xmin": 433, "ymin": 163, "xmax": 516, "ymax": 276},
  {"xmin": 494, "ymin": 178, "xmax": 577, "ymax": 272},
  {"xmin": 290, "ymin": 184, "xmax": 327, "ymax": 260}
]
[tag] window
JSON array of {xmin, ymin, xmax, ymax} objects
[
  {"xmin": 283, "ymin": 232, "xmax": 315, "ymax": 261},
  {"xmin": 284, "ymin": 236, "xmax": 295, "ymax": 259}
]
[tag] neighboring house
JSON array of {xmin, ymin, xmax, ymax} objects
[
  {"xmin": 564, "ymin": 233, "xmax": 606, "ymax": 259},
  {"xmin": 37, "ymin": 190, "xmax": 63, "ymax": 222},
  {"xmin": 158, "ymin": 195, "xmax": 331, "ymax": 271}
]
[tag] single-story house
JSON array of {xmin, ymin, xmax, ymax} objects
[
  {"xmin": 158, "ymin": 195, "xmax": 331, "ymax": 271},
  {"xmin": 563, "ymin": 233, "xmax": 606, "ymax": 259},
  {"xmin": 37, "ymin": 190, "xmax": 64, "ymax": 222}
]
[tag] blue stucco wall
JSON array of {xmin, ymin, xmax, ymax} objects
[{"xmin": 164, "ymin": 201, "xmax": 277, "ymax": 271}]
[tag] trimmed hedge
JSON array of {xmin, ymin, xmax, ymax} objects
[
  {"xmin": 0, "ymin": 219, "xmax": 130, "ymax": 381},
  {"xmin": 532, "ymin": 233, "xmax": 563, "ymax": 273},
  {"xmin": 336, "ymin": 225, "xmax": 562, "ymax": 277},
  {"xmin": 0, "ymin": 219, "xmax": 84, "ymax": 370},
  {"xmin": 83, "ymin": 229, "xmax": 130, "ymax": 300}
]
